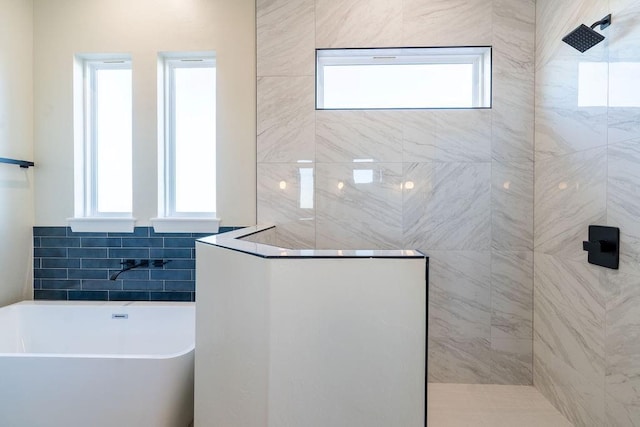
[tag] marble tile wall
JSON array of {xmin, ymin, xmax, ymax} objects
[
  {"xmin": 534, "ymin": 0, "xmax": 640, "ymax": 425},
  {"xmin": 257, "ymin": 0, "xmax": 535, "ymax": 385}
]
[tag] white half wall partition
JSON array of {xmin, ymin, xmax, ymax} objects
[{"xmin": 195, "ymin": 225, "xmax": 427, "ymax": 427}]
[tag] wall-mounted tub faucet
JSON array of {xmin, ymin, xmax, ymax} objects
[{"xmin": 110, "ymin": 259, "xmax": 149, "ymax": 280}]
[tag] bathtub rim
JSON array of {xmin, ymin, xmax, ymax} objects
[{"xmin": 0, "ymin": 300, "xmax": 194, "ymax": 360}]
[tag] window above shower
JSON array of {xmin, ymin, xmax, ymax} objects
[{"xmin": 316, "ymin": 47, "xmax": 492, "ymax": 110}]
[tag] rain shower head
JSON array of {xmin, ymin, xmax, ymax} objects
[{"xmin": 562, "ymin": 14, "xmax": 611, "ymax": 53}]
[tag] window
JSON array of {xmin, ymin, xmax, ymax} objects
[
  {"xmin": 73, "ymin": 55, "xmax": 133, "ymax": 218},
  {"xmin": 154, "ymin": 52, "xmax": 218, "ymax": 232},
  {"xmin": 316, "ymin": 47, "xmax": 492, "ymax": 109}
]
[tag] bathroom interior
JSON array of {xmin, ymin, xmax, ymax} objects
[{"xmin": 1, "ymin": 0, "xmax": 639, "ymax": 425}]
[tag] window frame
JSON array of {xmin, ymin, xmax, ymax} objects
[
  {"xmin": 315, "ymin": 46, "xmax": 492, "ymax": 110},
  {"xmin": 160, "ymin": 53, "xmax": 217, "ymax": 219},
  {"xmin": 81, "ymin": 56, "xmax": 133, "ymax": 218}
]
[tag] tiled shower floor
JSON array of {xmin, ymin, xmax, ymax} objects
[{"xmin": 427, "ymin": 384, "xmax": 573, "ymax": 426}]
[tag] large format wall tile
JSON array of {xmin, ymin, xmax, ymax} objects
[
  {"xmin": 534, "ymin": 332, "xmax": 605, "ymax": 426},
  {"xmin": 604, "ymin": 270, "xmax": 640, "ymax": 426},
  {"xmin": 401, "ymin": 110, "xmax": 492, "ymax": 163},
  {"xmin": 493, "ymin": 0, "xmax": 535, "ymax": 66},
  {"xmin": 608, "ymin": 139, "xmax": 640, "ymax": 276},
  {"xmin": 492, "ymin": 0, "xmax": 535, "ymax": 163},
  {"xmin": 535, "ymin": 58, "xmax": 608, "ymax": 159},
  {"xmin": 492, "ymin": 161, "xmax": 533, "ymax": 251},
  {"xmin": 401, "ymin": 111, "xmax": 437, "ymax": 163},
  {"xmin": 428, "ymin": 251, "xmax": 491, "ymax": 340},
  {"xmin": 491, "ymin": 338, "xmax": 532, "ymax": 385},
  {"xmin": 607, "ymin": 1, "xmax": 640, "ymax": 145},
  {"xmin": 257, "ymin": 163, "xmax": 316, "ymax": 249},
  {"xmin": 403, "ymin": 162, "xmax": 491, "ymax": 251},
  {"xmin": 257, "ymin": 76, "xmax": 315, "ymax": 163},
  {"xmin": 428, "ymin": 337, "xmax": 492, "ymax": 384},
  {"xmin": 491, "ymin": 251, "xmax": 533, "ymax": 340},
  {"xmin": 403, "ymin": 0, "xmax": 492, "ymax": 47},
  {"xmin": 534, "ymin": 254, "xmax": 605, "ymax": 385},
  {"xmin": 534, "ymin": 147, "xmax": 607, "ymax": 261},
  {"xmin": 257, "ymin": 0, "xmax": 315, "ymax": 77},
  {"xmin": 315, "ymin": 162, "xmax": 402, "ymax": 249},
  {"xmin": 432, "ymin": 110, "xmax": 492, "ymax": 162},
  {"xmin": 316, "ymin": 110, "xmax": 403, "ymax": 163},
  {"xmin": 315, "ymin": 0, "xmax": 402, "ymax": 48},
  {"xmin": 492, "ymin": 72, "xmax": 534, "ymax": 162}
]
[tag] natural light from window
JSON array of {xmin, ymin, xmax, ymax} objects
[
  {"xmin": 160, "ymin": 54, "xmax": 217, "ymax": 219},
  {"xmin": 173, "ymin": 65, "xmax": 216, "ymax": 213},
  {"xmin": 94, "ymin": 67, "xmax": 133, "ymax": 213},
  {"xmin": 317, "ymin": 47, "xmax": 491, "ymax": 109},
  {"xmin": 323, "ymin": 63, "xmax": 474, "ymax": 109}
]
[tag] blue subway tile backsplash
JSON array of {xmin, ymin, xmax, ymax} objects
[{"xmin": 33, "ymin": 226, "xmax": 240, "ymax": 302}]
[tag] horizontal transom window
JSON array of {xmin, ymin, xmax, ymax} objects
[{"xmin": 316, "ymin": 47, "xmax": 492, "ymax": 110}]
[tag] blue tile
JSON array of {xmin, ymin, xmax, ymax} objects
[
  {"xmin": 164, "ymin": 237, "xmax": 196, "ymax": 248},
  {"xmin": 34, "ymin": 247, "xmax": 67, "ymax": 258},
  {"xmin": 109, "ymin": 248, "xmax": 150, "ymax": 259},
  {"xmin": 151, "ymin": 269, "xmax": 191, "ymax": 281},
  {"xmin": 34, "ymin": 290, "xmax": 68, "ymax": 300},
  {"xmin": 81, "ymin": 237, "xmax": 122, "ymax": 248},
  {"xmin": 122, "ymin": 238, "xmax": 163, "ymax": 248},
  {"xmin": 110, "ymin": 269, "xmax": 150, "ymax": 280},
  {"xmin": 68, "ymin": 269, "xmax": 108, "ymax": 280},
  {"xmin": 68, "ymin": 291, "xmax": 109, "ymax": 301},
  {"xmin": 35, "ymin": 269, "xmax": 68, "ymax": 279},
  {"xmin": 150, "ymin": 229, "xmax": 191, "ymax": 237},
  {"xmin": 150, "ymin": 292, "xmax": 192, "ymax": 302},
  {"xmin": 68, "ymin": 248, "xmax": 108, "ymax": 258},
  {"xmin": 34, "ymin": 279, "xmax": 42, "ymax": 289},
  {"xmin": 42, "ymin": 258, "xmax": 80, "ymax": 269},
  {"xmin": 220, "ymin": 226, "xmax": 242, "ymax": 233},
  {"xmin": 33, "ymin": 227, "xmax": 67, "ymax": 237},
  {"xmin": 192, "ymin": 232, "xmax": 217, "ymax": 239},
  {"xmin": 164, "ymin": 280, "xmax": 195, "ymax": 292},
  {"xmin": 33, "ymin": 237, "xmax": 41, "ymax": 247},
  {"xmin": 33, "ymin": 258, "xmax": 41, "ymax": 269},
  {"xmin": 81, "ymin": 258, "xmax": 122, "ymax": 269},
  {"xmin": 149, "ymin": 248, "xmax": 192, "ymax": 259},
  {"xmin": 163, "ymin": 259, "xmax": 195, "ymax": 270},
  {"xmin": 108, "ymin": 291, "xmax": 150, "ymax": 301},
  {"xmin": 67, "ymin": 231, "xmax": 108, "ymax": 237},
  {"xmin": 41, "ymin": 279, "xmax": 80, "ymax": 290},
  {"xmin": 40, "ymin": 237, "xmax": 81, "ymax": 248},
  {"xmin": 123, "ymin": 280, "xmax": 164, "ymax": 291},
  {"xmin": 109, "ymin": 227, "xmax": 150, "ymax": 237},
  {"xmin": 81, "ymin": 280, "xmax": 122, "ymax": 291}
]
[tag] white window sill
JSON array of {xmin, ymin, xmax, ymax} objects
[
  {"xmin": 67, "ymin": 217, "xmax": 137, "ymax": 233},
  {"xmin": 150, "ymin": 217, "xmax": 220, "ymax": 234}
]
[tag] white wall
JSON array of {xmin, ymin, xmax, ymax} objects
[
  {"xmin": 0, "ymin": 0, "xmax": 34, "ymax": 305},
  {"xmin": 196, "ymin": 239, "xmax": 426, "ymax": 426},
  {"xmin": 33, "ymin": 0, "xmax": 256, "ymax": 227}
]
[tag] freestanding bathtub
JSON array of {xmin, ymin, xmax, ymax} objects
[{"xmin": 0, "ymin": 301, "xmax": 195, "ymax": 427}]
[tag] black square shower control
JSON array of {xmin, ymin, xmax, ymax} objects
[{"xmin": 582, "ymin": 225, "xmax": 619, "ymax": 269}]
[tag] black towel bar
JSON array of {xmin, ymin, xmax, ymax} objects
[{"xmin": 0, "ymin": 157, "xmax": 35, "ymax": 168}]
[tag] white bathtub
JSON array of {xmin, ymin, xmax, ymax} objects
[{"xmin": 0, "ymin": 301, "xmax": 195, "ymax": 427}]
